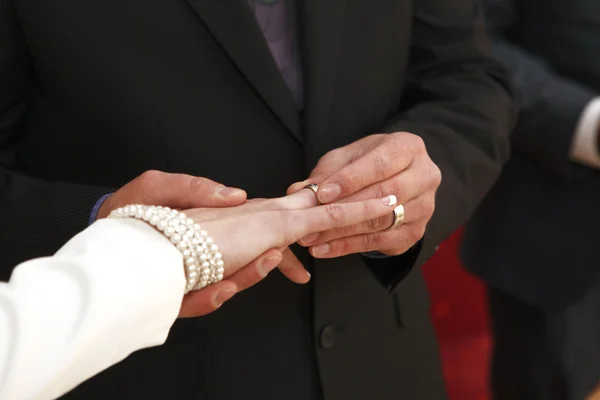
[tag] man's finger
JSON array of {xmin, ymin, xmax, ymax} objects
[
  {"xmin": 309, "ymin": 221, "xmax": 426, "ymax": 258},
  {"xmin": 135, "ymin": 170, "xmax": 247, "ymax": 209},
  {"xmin": 315, "ymin": 145, "xmax": 412, "ymax": 204},
  {"xmin": 277, "ymin": 248, "xmax": 311, "ymax": 284},
  {"xmin": 227, "ymin": 249, "xmax": 283, "ymax": 291},
  {"xmin": 179, "ymin": 280, "xmax": 238, "ymax": 318},
  {"xmin": 179, "ymin": 249, "xmax": 284, "ymax": 317}
]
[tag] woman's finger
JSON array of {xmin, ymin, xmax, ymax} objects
[
  {"xmin": 298, "ymin": 193, "xmax": 434, "ymax": 246},
  {"xmin": 277, "ymin": 247, "xmax": 311, "ymax": 284},
  {"xmin": 286, "ymin": 195, "xmax": 398, "ymax": 244}
]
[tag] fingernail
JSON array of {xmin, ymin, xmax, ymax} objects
[
  {"xmin": 306, "ymin": 271, "xmax": 312, "ymax": 280},
  {"xmin": 217, "ymin": 186, "xmax": 244, "ymax": 198},
  {"xmin": 259, "ymin": 256, "xmax": 280, "ymax": 277},
  {"xmin": 299, "ymin": 233, "xmax": 319, "ymax": 245},
  {"xmin": 382, "ymin": 195, "xmax": 397, "ymax": 206},
  {"xmin": 311, "ymin": 243, "xmax": 331, "ymax": 257},
  {"xmin": 318, "ymin": 183, "xmax": 341, "ymax": 203},
  {"xmin": 213, "ymin": 288, "xmax": 237, "ymax": 307}
]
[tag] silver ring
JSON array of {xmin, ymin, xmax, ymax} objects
[
  {"xmin": 387, "ymin": 204, "xmax": 405, "ymax": 230},
  {"xmin": 304, "ymin": 184, "xmax": 321, "ymax": 205}
]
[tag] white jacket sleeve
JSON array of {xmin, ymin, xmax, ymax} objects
[{"xmin": 0, "ymin": 218, "xmax": 186, "ymax": 400}]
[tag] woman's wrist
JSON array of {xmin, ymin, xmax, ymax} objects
[{"xmin": 109, "ymin": 205, "xmax": 224, "ymax": 294}]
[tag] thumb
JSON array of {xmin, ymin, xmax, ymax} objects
[
  {"xmin": 134, "ymin": 171, "xmax": 247, "ymax": 209},
  {"xmin": 287, "ymin": 149, "xmax": 354, "ymax": 195}
]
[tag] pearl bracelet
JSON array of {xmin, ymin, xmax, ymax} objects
[{"xmin": 108, "ymin": 205, "xmax": 224, "ymax": 294}]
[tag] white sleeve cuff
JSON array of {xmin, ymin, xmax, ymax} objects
[{"xmin": 570, "ymin": 97, "xmax": 600, "ymax": 169}]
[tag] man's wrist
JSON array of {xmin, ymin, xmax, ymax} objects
[{"xmin": 89, "ymin": 193, "xmax": 114, "ymax": 226}]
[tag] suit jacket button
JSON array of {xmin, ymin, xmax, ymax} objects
[{"xmin": 319, "ymin": 325, "xmax": 336, "ymax": 349}]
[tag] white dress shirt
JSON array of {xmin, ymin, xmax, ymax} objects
[
  {"xmin": 571, "ymin": 97, "xmax": 600, "ymax": 169},
  {"xmin": 0, "ymin": 219, "xmax": 185, "ymax": 400}
]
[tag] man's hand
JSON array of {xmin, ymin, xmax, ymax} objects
[
  {"xmin": 96, "ymin": 170, "xmax": 247, "ymax": 219},
  {"xmin": 288, "ymin": 132, "xmax": 441, "ymax": 257},
  {"xmin": 95, "ymin": 170, "xmax": 271, "ymax": 318}
]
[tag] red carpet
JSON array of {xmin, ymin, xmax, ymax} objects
[{"xmin": 422, "ymin": 230, "xmax": 491, "ymax": 400}]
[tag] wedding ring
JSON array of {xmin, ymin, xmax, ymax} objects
[
  {"xmin": 304, "ymin": 184, "xmax": 321, "ymax": 205},
  {"xmin": 387, "ymin": 204, "xmax": 405, "ymax": 230}
]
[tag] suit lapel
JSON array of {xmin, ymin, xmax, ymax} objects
[
  {"xmin": 300, "ymin": 0, "xmax": 348, "ymax": 155},
  {"xmin": 186, "ymin": 0, "xmax": 301, "ymax": 142}
]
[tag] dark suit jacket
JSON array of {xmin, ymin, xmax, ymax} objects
[
  {"xmin": 0, "ymin": 0, "xmax": 514, "ymax": 398},
  {"xmin": 462, "ymin": 0, "xmax": 600, "ymax": 309}
]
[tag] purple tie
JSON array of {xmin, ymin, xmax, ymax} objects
[{"xmin": 249, "ymin": 0, "xmax": 304, "ymax": 106}]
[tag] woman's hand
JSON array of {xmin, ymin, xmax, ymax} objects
[
  {"xmin": 178, "ymin": 189, "xmax": 318, "ymax": 318},
  {"xmin": 184, "ymin": 189, "xmax": 324, "ymax": 284},
  {"xmin": 179, "ymin": 193, "xmax": 398, "ymax": 317}
]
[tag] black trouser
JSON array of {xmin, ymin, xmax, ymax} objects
[{"xmin": 489, "ymin": 277, "xmax": 600, "ymax": 400}]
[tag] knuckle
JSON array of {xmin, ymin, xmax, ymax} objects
[
  {"xmin": 139, "ymin": 169, "xmax": 162, "ymax": 184},
  {"xmin": 340, "ymin": 239, "xmax": 355, "ymax": 255},
  {"xmin": 430, "ymin": 163, "xmax": 442, "ymax": 187},
  {"xmin": 410, "ymin": 134, "xmax": 426, "ymax": 151},
  {"xmin": 422, "ymin": 196, "xmax": 436, "ymax": 217},
  {"xmin": 363, "ymin": 233, "xmax": 380, "ymax": 250},
  {"xmin": 364, "ymin": 216, "xmax": 385, "ymax": 232},
  {"xmin": 364, "ymin": 217, "xmax": 378, "ymax": 231},
  {"xmin": 319, "ymin": 148, "xmax": 343, "ymax": 167},
  {"xmin": 189, "ymin": 176, "xmax": 210, "ymax": 190},
  {"xmin": 372, "ymin": 148, "xmax": 394, "ymax": 177},
  {"xmin": 324, "ymin": 203, "xmax": 344, "ymax": 222},
  {"xmin": 374, "ymin": 182, "xmax": 389, "ymax": 199},
  {"xmin": 407, "ymin": 225, "xmax": 426, "ymax": 243}
]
